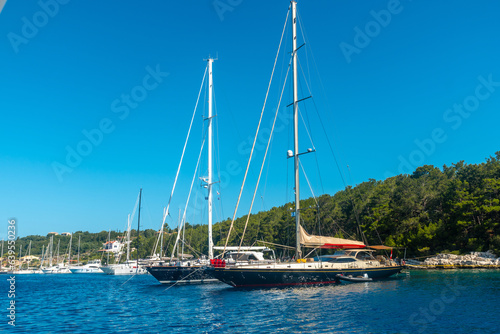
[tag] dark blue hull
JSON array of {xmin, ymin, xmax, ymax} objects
[
  {"xmin": 209, "ymin": 265, "xmax": 402, "ymax": 288},
  {"xmin": 146, "ymin": 265, "xmax": 219, "ymax": 285}
]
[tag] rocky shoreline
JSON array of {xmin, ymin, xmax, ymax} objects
[{"xmin": 405, "ymin": 251, "xmax": 500, "ymax": 269}]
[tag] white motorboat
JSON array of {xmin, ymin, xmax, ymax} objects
[
  {"xmin": 100, "ymin": 260, "xmax": 148, "ymax": 275},
  {"xmin": 69, "ymin": 259, "xmax": 104, "ymax": 274},
  {"xmin": 42, "ymin": 263, "xmax": 71, "ymax": 274}
]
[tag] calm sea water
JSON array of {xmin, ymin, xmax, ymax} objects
[{"xmin": 1, "ymin": 270, "xmax": 499, "ymax": 333}]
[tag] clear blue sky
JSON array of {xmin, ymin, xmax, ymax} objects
[{"xmin": 1, "ymin": 0, "xmax": 499, "ymax": 238}]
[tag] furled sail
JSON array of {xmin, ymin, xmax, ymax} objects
[{"xmin": 299, "ymin": 225, "xmax": 365, "ymax": 249}]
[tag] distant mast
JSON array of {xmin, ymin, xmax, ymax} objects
[
  {"xmin": 77, "ymin": 235, "xmax": 80, "ymax": 265},
  {"xmin": 126, "ymin": 214, "xmax": 131, "ymax": 262},
  {"xmin": 291, "ymin": 0, "xmax": 301, "ymax": 260},
  {"xmin": 68, "ymin": 234, "xmax": 72, "ymax": 268},
  {"xmin": 137, "ymin": 188, "xmax": 142, "ymax": 271}
]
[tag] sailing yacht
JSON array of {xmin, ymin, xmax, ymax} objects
[
  {"xmin": 69, "ymin": 236, "xmax": 104, "ymax": 274},
  {"xmin": 100, "ymin": 189, "xmax": 148, "ymax": 275},
  {"xmin": 146, "ymin": 58, "xmax": 220, "ymax": 285},
  {"xmin": 209, "ymin": 1, "xmax": 402, "ymax": 288},
  {"xmin": 11, "ymin": 241, "xmax": 42, "ymax": 274},
  {"xmin": 42, "ymin": 236, "xmax": 72, "ymax": 274}
]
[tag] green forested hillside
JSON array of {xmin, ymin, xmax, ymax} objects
[
  {"xmin": 6, "ymin": 152, "xmax": 500, "ymax": 262},
  {"xmin": 210, "ymin": 152, "xmax": 500, "ymax": 257}
]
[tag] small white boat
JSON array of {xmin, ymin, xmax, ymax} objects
[
  {"xmin": 100, "ymin": 190, "xmax": 149, "ymax": 276},
  {"xmin": 9, "ymin": 269, "xmax": 40, "ymax": 275},
  {"xmin": 42, "ymin": 263, "xmax": 72, "ymax": 274},
  {"xmin": 69, "ymin": 260, "xmax": 104, "ymax": 274},
  {"xmin": 336, "ymin": 273, "xmax": 373, "ymax": 282},
  {"xmin": 100, "ymin": 260, "xmax": 148, "ymax": 275}
]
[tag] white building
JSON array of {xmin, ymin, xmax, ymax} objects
[{"xmin": 100, "ymin": 240, "xmax": 124, "ymax": 254}]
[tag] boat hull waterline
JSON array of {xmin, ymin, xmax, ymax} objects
[
  {"xmin": 210, "ymin": 265, "xmax": 402, "ymax": 288},
  {"xmin": 69, "ymin": 268, "xmax": 104, "ymax": 274},
  {"xmin": 146, "ymin": 265, "xmax": 219, "ymax": 285}
]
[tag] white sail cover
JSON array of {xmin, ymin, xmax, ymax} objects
[{"xmin": 299, "ymin": 225, "xmax": 366, "ymax": 249}]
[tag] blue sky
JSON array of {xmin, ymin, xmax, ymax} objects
[{"xmin": 1, "ymin": 0, "xmax": 500, "ymax": 238}]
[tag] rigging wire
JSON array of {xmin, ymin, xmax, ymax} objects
[
  {"xmin": 297, "ymin": 57, "xmax": 325, "ymax": 195},
  {"xmin": 160, "ymin": 67, "xmax": 208, "ymax": 232},
  {"xmin": 297, "ymin": 9, "xmax": 312, "ymax": 95},
  {"xmin": 170, "ymin": 135, "xmax": 207, "ymax": 260},
  {"xmin": 260, "ymin": 124, "xmax": 274, "ymax": 210},
  {"xmin": 294, "ymin": 36, "xmax": 368, "ymax": 243},
  {"xmin": 222, "ymin": 3, "xmax": 291, "ymax": 256},
  {"xmin": 294, "ymin": 12, "xmax": 349, "ymax": 190},
  {"xmin": 238, "ymin": 58, "xmax": 292, "ymax": 250},
  {"xmin": 152, "ymin": 207, "xmax": 166, "ymax": 257},
  {"xmin": 296, "ymin": 101, "xmax": 315, "ymax": 151},
  {"xmin": 164, "ymin": 232, "xmax": 173, "ymax": 259},
  {"xmin": 212, "ymin": 84, "xmax": 225, "ymax": 226},
  {"xmin": 296, "ymin": 9, "xmax": 371, "ymax": 248},
  {"xmin": 299, "ymin": 159, "xmax": 319, "ymax": 208}
]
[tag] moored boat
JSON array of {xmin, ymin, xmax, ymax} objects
[
  {"xmin": 146, "ymin": 57, "xmax": 222, "ymax": 285},
  {"xmin": 100, "ymin": 260, "xmax": 148, "ymax": 275},
  {"xmin": 42, "ymin": 263, "xmax": 72, "ymax": 274},
  {"xmin": 209, "ymin": 1, "xmax": 402, "ymax": 288},
  {"xmin": 100, "ymin": 189, "xmax": 149, "ymax": 276},
  {"xmin": 69, "ymin": 259, "xmax": 104, "ymax": 274}
]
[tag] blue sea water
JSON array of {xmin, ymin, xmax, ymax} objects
[{"xmin": 1, "ymin": 270, "xmax": 499, "ymax": 333}]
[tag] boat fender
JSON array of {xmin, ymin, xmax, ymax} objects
[{"xmin": 210, "ymin": 259, "xmax": 226, "ymax": 268}]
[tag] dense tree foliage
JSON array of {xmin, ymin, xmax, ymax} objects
[{"xmin": 5, "ymin": 152, "xmax": 499, "ymax": 262}]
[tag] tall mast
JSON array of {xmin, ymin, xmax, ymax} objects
[
  {"xmin": 126, "ymin": 214, "xmax": 131, "ymax": 262},
  {"xmin": 68, "ymin": 234, "xmax": 72, "ymax": 267},
  {"xmin": 19, "ymin": 244, "xmax": 22, "ymax": 270},
  {"xmin": 159, "ymin": 207, "xmax": 166, "ymax": 258},
  {"xmin": 177, "ymin": 207, "xmax": 181, "ymax": 260},
  {"xmin": 182, "ymin": 209, "xmax": 186, "ymax": 260},
  {"xmin": 0, "ymin": 240, "xmax": 3, "ymax": 270},
  {"xmin": 107, "ymin": 230, "xmax": 110, "ymax": 264},
  {"xmin": 41, "ymin": 244, "xmax": 45, "ymax": 268},
  {"xmin": 28, "ymin": 240, "xmax": 32, "ymax": 269},
  {"xmin": 292, "ymin": 1, "xmax": 301, "ymax": 259},
  {"xmin": 49, "ymin": 236, "xmax": 53, "ymax": 266},
  {"xmin": 207, "ymin": 57, "xmax": 214, "ymax": 259},
  {"xmin": 77, "ymin": 235, "xmax": 81, "ymax": 265},
  {"xmin": 56, "ymin": 239, "xmax": 60, "ymax": 265},
  {"xmin": 137, "ymin": 188, "xmax": 142, "ymax": 270}
]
